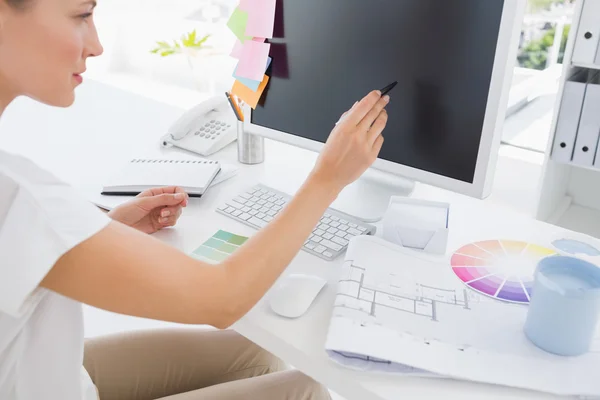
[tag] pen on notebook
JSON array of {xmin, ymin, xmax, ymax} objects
[{"xmin": 225, "ymin": 92, "xmax": 243, "ymax": 121}]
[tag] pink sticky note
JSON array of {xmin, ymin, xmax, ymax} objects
[
  {"xmin": 230, "ymin": 40, "xmax": 244, "ymax": 58},
  {"xmin": 252, "ymin": 37, "xmax": 266, "ymax": 43},
  {"xmin": 236, "ymin": 41, "xmax": 271, "ymax": 81},
  {"xmin": 245, "ymin": 0, "xmax": 276, "ymax": 39}
]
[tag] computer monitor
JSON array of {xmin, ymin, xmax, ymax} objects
[{"xmin": 243, "ymin": 0, "xmax": 525, "ymax": 221}]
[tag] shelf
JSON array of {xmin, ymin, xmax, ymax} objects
[
  {"xmin": 549, "ymin": 157, "xmax": 600, "ymax": 173},
  {"xmin": 555, "ymin": 203, "xmax": 600, "ymax": 238},
  {"xmin": 571, "ymin": 62, "xmax": 600, "ymax": 71}
]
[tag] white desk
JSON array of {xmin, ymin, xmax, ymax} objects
[{"xmin": 0, "ymin": 80, "xmax": 576, "ymax": 400}]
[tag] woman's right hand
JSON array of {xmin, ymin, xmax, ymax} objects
[{"xmin": 310, "ymin": 90, "xmax": 389, "ymax": 193}]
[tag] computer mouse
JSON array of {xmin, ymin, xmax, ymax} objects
[{"xmin": 269, "ymin": 274, "xmax": 327, "ymax": 318}]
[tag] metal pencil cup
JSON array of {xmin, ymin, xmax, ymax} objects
[{"xmin": 237, "ymin": 121, "xmax": 264, "ymax": 164}]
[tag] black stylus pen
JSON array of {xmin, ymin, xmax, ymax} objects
[{"xmin": 380, "ymin": 81, "xmax": 398, "ymax": 96}]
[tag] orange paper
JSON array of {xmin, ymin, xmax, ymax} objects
[{"xmin": 231, "ymin": 74, "xmax": 270, "ymax": 109}]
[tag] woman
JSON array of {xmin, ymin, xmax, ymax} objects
[{"xmin": 0, "ymin": 0, "xmax": 389, "ymax": 399}]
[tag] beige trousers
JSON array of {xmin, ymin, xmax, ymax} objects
[{"xmin": 83, "ymin": 328, "xmax": 331, "ymax": 400}]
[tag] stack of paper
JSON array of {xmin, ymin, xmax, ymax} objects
[{"xmin": 226, "ymin": 0, "xmax": 276, "ymax": 108}]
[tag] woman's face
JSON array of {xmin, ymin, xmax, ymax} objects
[{"xmin": 0, "ymin": 0, "xmax": 103, "ymax": 107}]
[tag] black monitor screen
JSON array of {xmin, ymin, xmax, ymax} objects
[{"xmin": 251, "ymin": 0, "xmax": 506, "ymax": 183}]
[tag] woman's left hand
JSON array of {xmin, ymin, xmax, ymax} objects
[{"xmin": 108, "ymin": 186, "xmax": 189, "ymax": 234}]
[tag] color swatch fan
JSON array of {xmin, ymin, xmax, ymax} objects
[
  {"xmin": 451, "ymin": 240, "xmax": 556, "ymax": 304},
  {"xmin": 192, "ymin": 230, "xmax": 248, "ymax": 264}
]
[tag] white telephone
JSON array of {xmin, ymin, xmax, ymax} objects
[{"xmin": 160, "ymin": 97, "xmax": 238, "ymax": 157}]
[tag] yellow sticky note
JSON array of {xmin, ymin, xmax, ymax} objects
[{"xmin": 232, "ymin": 74, "xmax": 270, "ymax": 109}]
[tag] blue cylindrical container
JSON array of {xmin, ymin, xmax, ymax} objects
[{"xmin": 524, "ymin": 255, "xmax": 600, "ymax": 356}]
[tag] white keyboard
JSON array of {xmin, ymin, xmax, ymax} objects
[{"xmin": 216, "ymin": 184, "xmax": 376, "ymax": 261}]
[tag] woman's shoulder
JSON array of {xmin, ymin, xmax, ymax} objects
[{"xmin": 0, "ymin": 149, "xmax": 67, "ymax": 189}]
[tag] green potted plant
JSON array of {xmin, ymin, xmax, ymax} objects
[{"xmin": 150, "ymin": 29, "xmax": 216, "ymax": 92}]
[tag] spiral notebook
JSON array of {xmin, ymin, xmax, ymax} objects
[{"xmin": 101, "ymin": 158, "xmax": 221, "ymax": 197}]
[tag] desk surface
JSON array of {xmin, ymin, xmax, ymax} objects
[{"xmin": 0, "ymin": 80, "xmax": 574, "ymax": 400}]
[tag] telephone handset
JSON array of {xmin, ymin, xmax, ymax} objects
[{"xmin": 160, "ymin": 96, "xmax": 238, "ymax": 157}]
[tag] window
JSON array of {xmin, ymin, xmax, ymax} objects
[
  {"xmin": 502, "ymin": 0, "xmax": 575, "ymax": 153},
  {"xmin": 88, "ymin": 0, "xmax": 238, "ymax": 93}
]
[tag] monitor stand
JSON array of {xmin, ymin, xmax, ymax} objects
[{"xmin": 330, "ymin": 168, "xmax": 415, "ymax": 223}]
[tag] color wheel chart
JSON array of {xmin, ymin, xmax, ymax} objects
[{"xmin": 451, "ymin": 240, "xmax": 556, "ymax": 304}]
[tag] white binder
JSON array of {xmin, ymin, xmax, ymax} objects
[
  {"xmin": 551, "ymin": 80, "xmax": 587, "ymax": 163},
  {"xmin": 572, "ymin": 0, "xmax": 600, "ymax": 65},
  {"xmin": 572, "ymin": 80, "xmax": 600, "ymax": 167}
]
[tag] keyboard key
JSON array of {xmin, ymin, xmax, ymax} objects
[
  {"xmin": 249, "ymin": 217, "xmax": 268, "ymax": 228},
  {"xmin": 332, "ymin": 236, "xmax": 349, "ymax": 246},
  {"xmin": 232, "ymin": 210, "xmax": 242, "ymax": 217},
  {"xmin": 275, "ymin": 200, "xmax": 285, "ymax": 206},
  {"xmin": 242, "ymin": 206, "xmax": 251, "ymax": 213},
  {"xmin": 330, "ymin": 221, "xmax": 340, "ymax": 228},
  {"xmin": 247, "ymin": 201, "xmax": 256, "ymax": 207},
  {"xmin": 339, "ymin": 224, "xmax": 349, "ymax": 231},
  {"xmin": 265, "ymin": 202, "xmax": 274, "ymax": 209},
  {"xmin": 217, "ymin": 204, "xmax": 228, "ymax": 211},
  {"xmin": 267, "ymin": 210, "xmax": 277, "ymax": 216},
  {"xmin": 335, "ymin": 230, "xmax": 347, "ymax": 238},
  {"xmin": 256, "ymin": 212, "xmax": 266, "ymax": 219},
  {"xmin": 324, "ymin": 213, "xmax": 331, "ymax": 218},
  {"xmin": 261, "ymin": 194, "xmax": 271, "ymax": 200},
  {"xmin": 327, "ymin": 227, "xmax": 338, "ymax": 234},
  {"xmin": 349, "ymin": 222, "xmax": 358, "ymax": 228},
  {"xmin": 323, "ymin": 233, "xmax": 334, "ymax": 240},
  {"xmin": 249, "ymin": 210, "xmax": 258, "ymax": 216},
  {"xmin": 320, "ymin": 239, "xmax": 342, "ymax": 252},
  {"xmin": 225, "ymin": 207, "xmax": 235, "ymax": 214},
  {"xmin": 252, "ymin": 204, "xmax": 261, "ymax": 210},
  {"xmin": 305, "ymin": 242, "xmax": 316, "ymax": 250},
  {"xmin": 314, "ymin": 245, "xmax": 327, "ymax": 254},
  {"xmin": 228, "ymin": 200, "xmax": 245, "ymax": 209},
  {"xmin": 322, "ymin": 218, "xmax": 332, "ymax": 224},
  {"xmin": 331, "ymin": 216, "xmax": 339, "ymax": 221},
  {"xmin": 345, "ymin": 233, "xmax": 355, "ymax": 239},
  {"xmin": 257, "ymin": 200, "xmax": 267, "ymax": 205},
  {"xmin": 323, "ymin": 251, "xmax": 333, "ymax": 258},
  {"xmin": 339, "ymin": 219, "xmax": 349, "ymax": 225},
  {"xmin": 260, "ymin": 207, "xmax": 270, "ymax": 213},
  {"xmin": 239, "ymin": 213, "xmax": 252, "ymax": 221},
  {"xmin": 268, "ymin": 196, "xmax": 278, "ymax": 203},
  {"xmin": 347, "ymin": 227, "xmax": 362, "ymax": 235},
  {"xmin": 250, "ymin": 196, "xmax": 260, "ymax": 203},
  {"xmin": 313, "ymin": 228, "xmax": 324, "ymax": 236},
  {"xmin": 234, "ymin": 197, "xmax": 247, "ymax": 204},
  {"xmin": 318, "ymin": 223, "xmax": 329, "ymax": 231},
  {"xmin": 312, "ymin": 236, "xmax": 323, "ymax": 243},
  {"xmin": 273, "ymin": 205, "xmax": 282, "ymax": 211},
  {"xmin": 358, "ymin": 226, "xmax": 367, "ymax": 232},
  {"xmin": 264, "ymin": 216, "xmax": 273, "ymax": 222}
]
